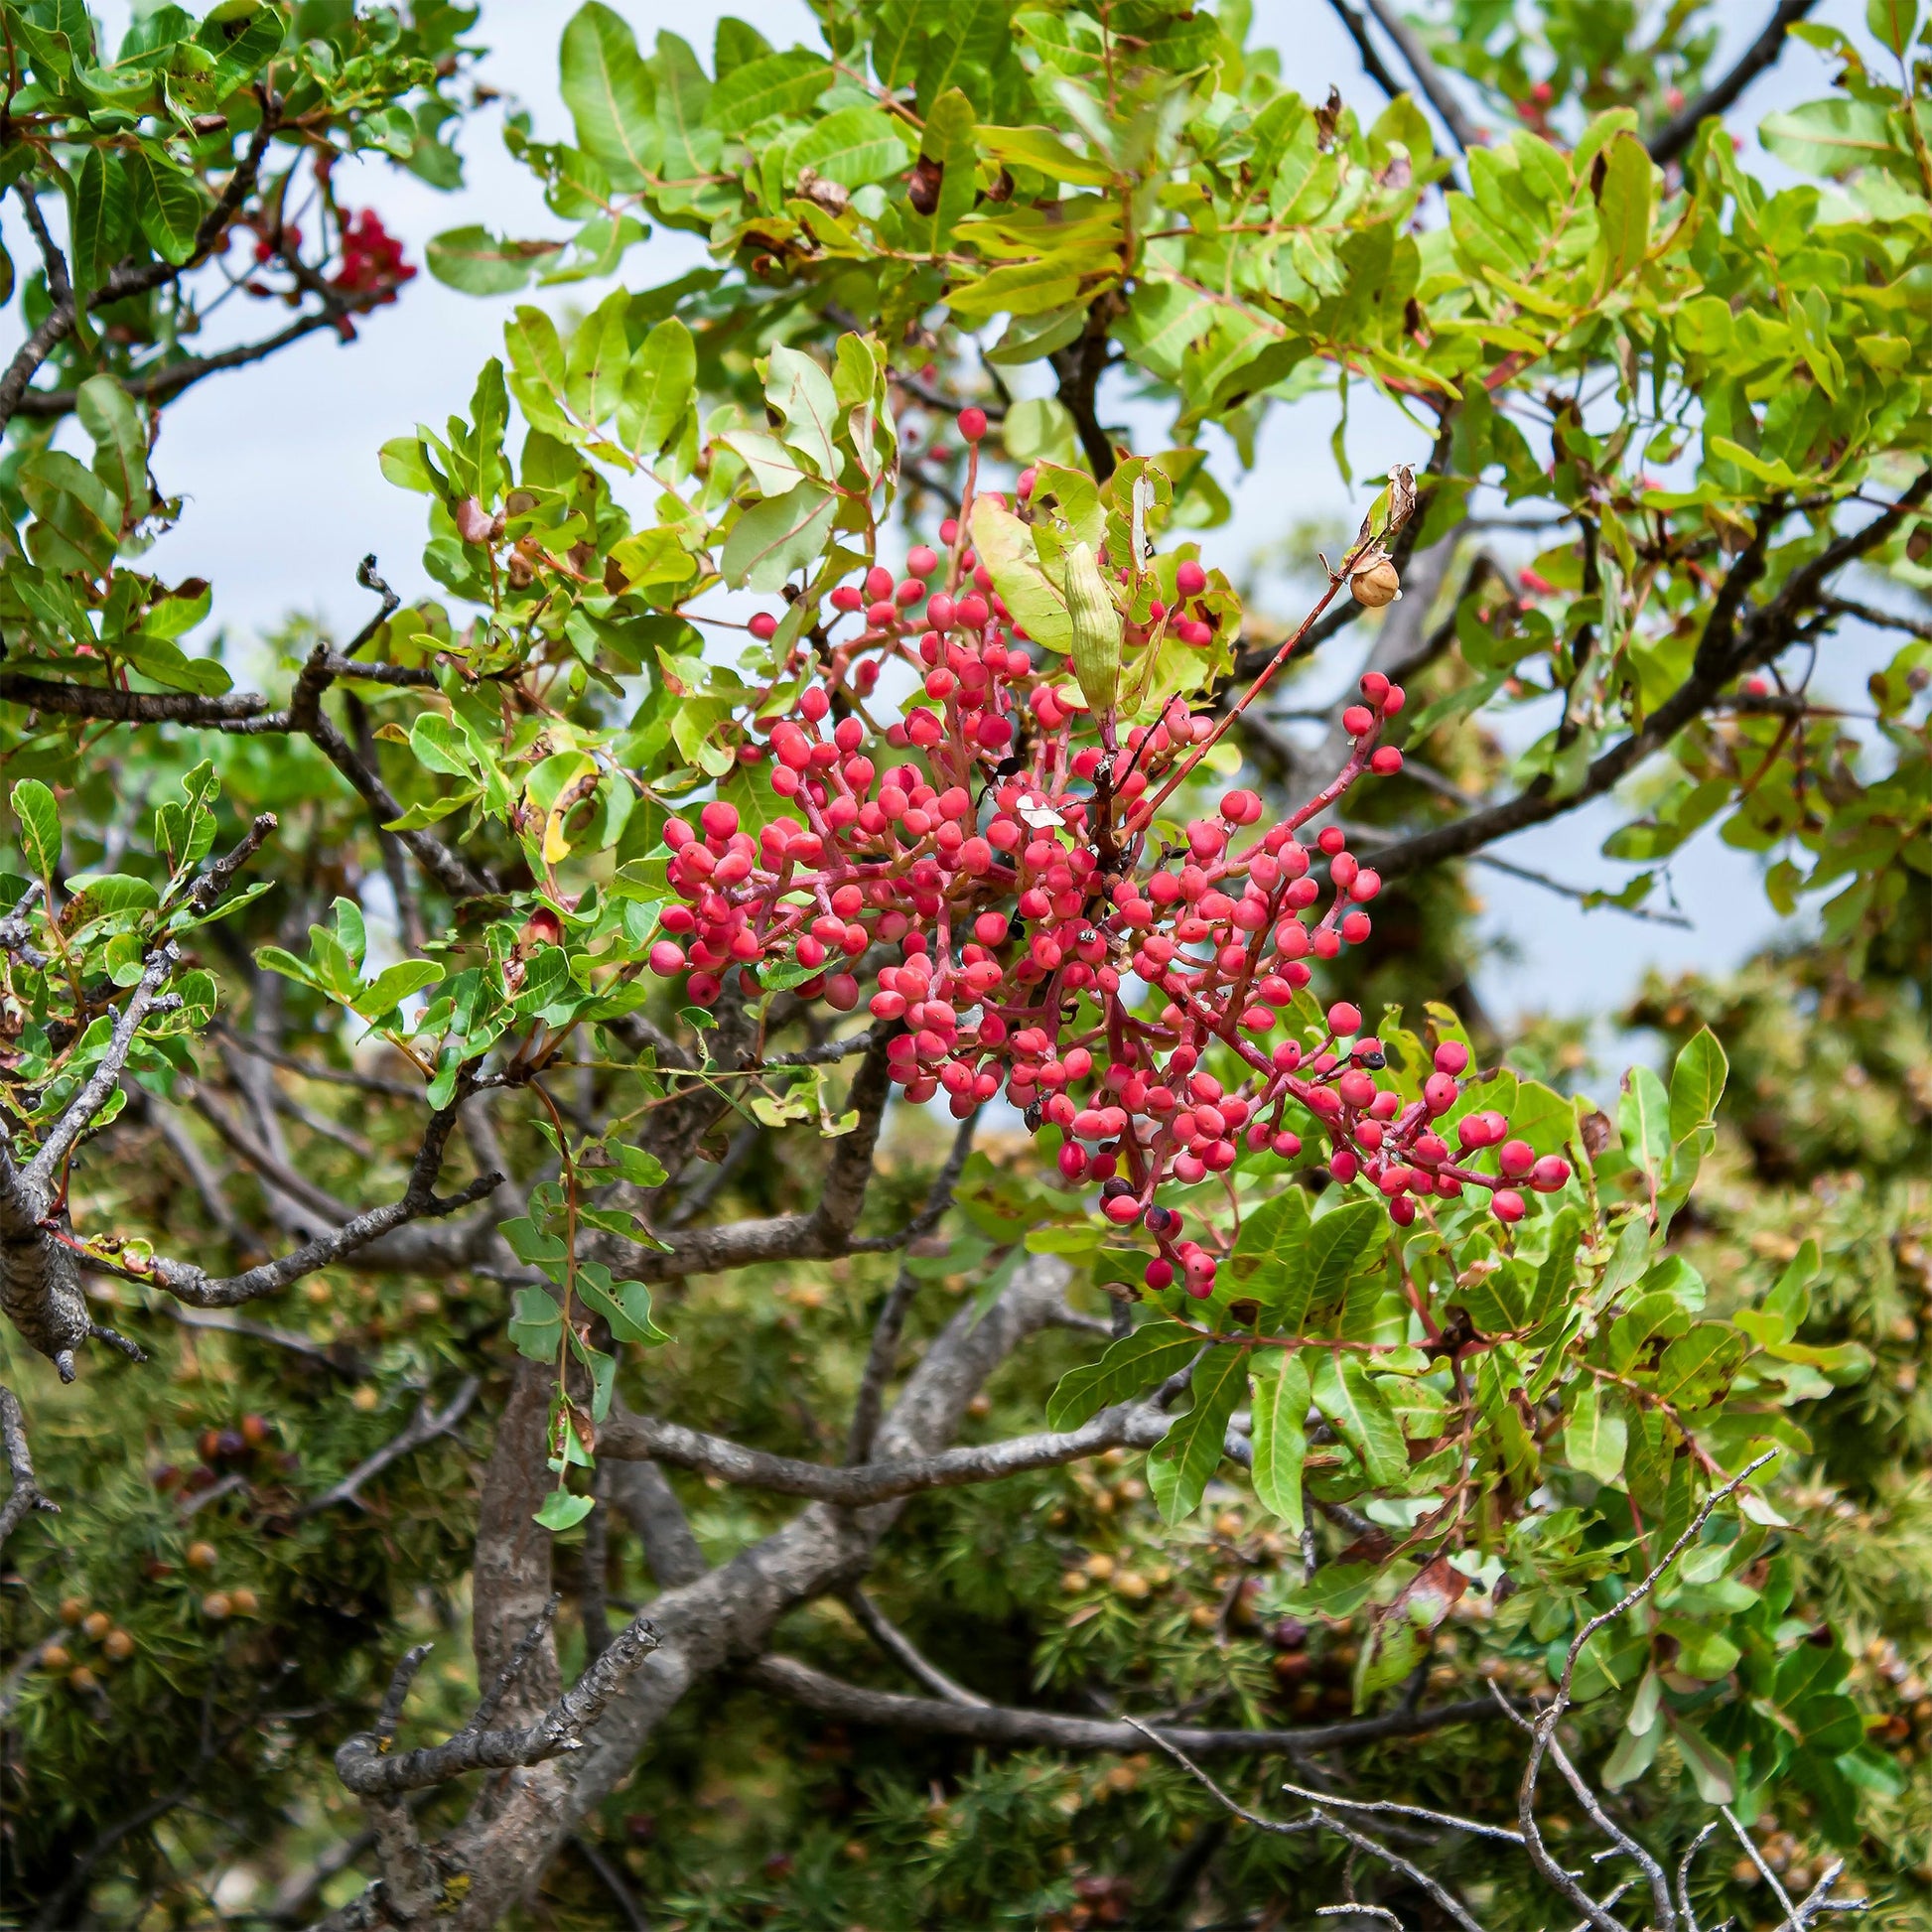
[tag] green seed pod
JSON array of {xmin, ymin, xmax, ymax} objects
[{"xmin": 1063, "ymin": 540, "xmax": 1121, "ymax": 719}]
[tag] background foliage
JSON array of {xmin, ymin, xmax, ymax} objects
[{"xmin": 0, "ymin": 0, "xmax": 1927, "ymax": 1927}]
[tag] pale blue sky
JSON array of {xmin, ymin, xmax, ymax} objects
[{"xmin": 39, "ymin": 1, "xmax": 1903, "ymax": 1022}]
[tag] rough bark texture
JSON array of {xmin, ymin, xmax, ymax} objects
[
  {"xmin": 471, "ymin": 1358, "xmax": 563, "ymax": 1725},
  {"xmin": 329, "ymin": 1254, "xmax": 1074, "ymax": 1929}
]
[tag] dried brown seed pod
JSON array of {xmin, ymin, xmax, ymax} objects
[{"xmin": 1350, "ymin": 556, "xmax": 1402, "ymax": 608}]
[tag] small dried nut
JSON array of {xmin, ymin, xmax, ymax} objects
[
  {"xmin": 185, "ymin": 1541, "xmax": 218, "ymax": 1571},
  {"xmin": 201, "ymin": 1591, "xmax": 233, "ymax": 1620},
  {"xmin": 81, "ymin": 1611, "xmax": 110, "ymax": 1641},
  {"xmin": 1350, "ymin": 556, "xmax": 1402, "ymax": 608},
  {"xmin": 41, "ymin": 1643, "xmax": 71, "ymax": 1671},
  {"xmin": 68, "ymin": 1666, "xmax": 99, "ymax": 1694},
  {"xmin": 103, "ymin": 1628, "xmax": 134, "ymax": 1661}
]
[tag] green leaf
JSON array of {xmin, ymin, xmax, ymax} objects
[
  {"xmin": 11, "ymin": 779, "xmax": 61, "ymax": 880},
  {"xmin": 1046, "ymin": 1318, "xmax": 1200, "ymax": 1430},
  {"xmin": 620, "ymin": 317, "xmax": 695, "ymax": 459},
  {"xmin": 1249, "ymin": 1352, "xmax": 1310, "ymax": 1530},
  {"xmin": 1311, "ymin": 1351, "xmax": 1407, "ymax": 1487},
  {"xmin": 252, "ymin": 944, "xmax": 316, "ymax": 991},
  {"xmin": 126, "ymin": 139, "xmax": 205, "ymax": 265},
  {"xmin": 504, "ymin": 306, "xmax": 573, "ymax": 437},
  {"xmin": 1866, "ymin": 0, "xmax": 1920, "ymax": 55},
  {"xmin": 1618, "ymin": 1064, "xmax": 1670, "ymax": 1193},
  {"xmin": 763, "ymin": 345, "xmax": 842, "ymax": 481},
  {"xmin": 789, "ymin": 104, "xmax": 914, "ymax": 189},
  {"xmin": 560, "ymin": 2, "xmax": 658, "ymax": 186},
  {"xmin": 721, "ymin": 481, "xmax": 837, "ymax": 591},
  {"xmin": 1667, "ymin": 1716, "xmax": 1736, "ymax": 1804},
  {"xmin": 968, "ymin": 497, "xmax": 1070, "ymax": 652},
  {"xmin": 1564, "ymin": 1384, "xmax": 1628, "ymax": 1484},
  {"xmin": 534, "ymin": 1485, "xmax": 596, "ymax": 1531},
  {"xmin": 565, "ymin": 289, "xmax": 630, "ymax": 428},
  {"xmin": 426, "ymin": 226, "xmax": 564, "ymax": 294},
  {"xmin": 1758, "ymin": 97, "xmax": 1896, "ymax": 178},
  {"xmin": 976, "ymin": 122, "xmax": 1114, "ymax": 186},
  {"xmin": 911, "ymin": 87, "xmax": 978, "ymax": 252},
  {"xmin": 703, "ymin": 49, "xmax": 829, "ymax": 129},
  {"xmin": 69, "ymin": 149, "xmax": 131, "ymax": 291},
  {"xmin": 1273, "ymin": 1200, "xmax": 1386, "ymax": 1331},
  {"xmin": 1668, "ymin": 1027, "xmax": 1727, "ymax": 1145},
  {"xmin": 1148, "ymin": 1344, "xmax": 1246, "ymax": 1523},
  {"xmin": 575, "ymin": 1264, "xmax": 671, "ymax": 1345},
  {"xmin": 1591, "ymin": 131, "xmax": 1652, "ymax": 291},
  {"xmin": 655, "ymin": 31, "xmax": 720, "ymax": 180},
  {"xmin": 1226, "ymin": 1185, "xmax": 1311, "ymax": 1287},
  {"xmin": 348, "ymin": 960, "xmax": 445, "ymax": 1020},
  {"xmin": 76, "ymin": 376, "xmax": 149, "ymax": 522},
  {"xmin": 508, "ymin": 1285, "xmax": 564, "ymax": 1359},
  {"xmin": 21, "ymin": 448, "xmax": 122, "ymax": 574}
]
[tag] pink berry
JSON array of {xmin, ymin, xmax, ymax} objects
[
  {"xmin": 907, "ymin": 545, "xmax": 939, "ymax": 577},
  {"xmin": 700, "ymin": 800, "xmax": 739, "ymax": 841},
  {"xmin": 1492, "ymin": 1189, "xmax": 1526, "ymax": 1223},
  {"xmin": 1145, "ymin": 1259, "xmax": 1174, "ymax": 1291},
  {"xmin": 1016, "ymin": 467, "xmax": 1036, "ymax": 498},
  {"xmin": 1103, "ymin": 1194, "xmax": 1144, "ymax": 1225},
  {"xmin": 1434, "ymin": 1041, "xmax": 1469, "ymax": 1075},
  {"xmin": 1531, "ymin": 1156, "xmax": 1572, "ymax": 1192},
  {"xmin": 648, "ymin": 941, "xmax": 686, "ymax": 977},
  {"xmin": 928, "ymin": 593, "xmax": 957, "ymax": 629},
  {"xmin": 825, "ymin": 973, "xmax": 860, "ymax": 1010},
  {"xmin": 957, "ymin": 406, "xmax": 987, "ymax": 442},
  {"xmin": 1175, "ymin": 559, "xmax": 1207, "ymax": 597},
  {"xmin": 1341, "ymin": 705, "xmax": 1374, "ymax": 738},
  {"xmin": 1327, "ymin": 1002, "xmax": 1362, "ymax": 1036},
  {"xmin": 1498, "ymin": 1139, "xmax": 1535, "ymax": 1178},
  {"xmin": 1370, "ymin": 747, "xmax": 1404, "ymax": 775},
  {"xmin": 749, "ymin": 612, "xmax": 778, "ymax": 640},
  {"xmin": 1360, "ymin": 671, "xmax": 1390, "ymax": 703}
]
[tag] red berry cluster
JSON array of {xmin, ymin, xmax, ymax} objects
[
  {"xmin": 649, "ymin": 417, "xmax": 1567, "ymax": 1295},
  {"xmin": 331, "ymin": 209, "xmax": 416, "ymax": 302}
]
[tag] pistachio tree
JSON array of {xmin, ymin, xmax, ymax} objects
[{"xmin": 1, "ymin": 1, "xmax": 1929, "ymax": 1926}]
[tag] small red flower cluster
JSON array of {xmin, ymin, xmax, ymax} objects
[
  {"xmin": 650, "ymin": 420, "xmax": 1565, "ymax": 1292},
  {"xmin": 331, "ymin": 210, "xmax": 416, "ymax": 302}
]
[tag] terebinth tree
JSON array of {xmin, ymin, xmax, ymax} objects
[{"xmin": 1, "ymin": 1, "xmax": 1930, "ymax": 1926}]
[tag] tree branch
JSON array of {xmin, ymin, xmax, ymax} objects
[
  {"xmin": 297, "ymin": 1378, "xmax": 481, "ymax": 1517},
  {"xmin": 846, "ymin": 1109, "xmax": 978, "ymax": 1461},
  {"xmin": 1373, "ymin": 481, "xmax": 1932, "ymax": 881},
  {"xmin": 839, "ymin": 1587, "xmax": 988, "ymax": 1706},
  {"xmin": 1646, "ymin": 0, "xmax": 1820, "ymax": 166},
  {"xmin": 8, "ymin": 310, "xmax": 345, "ymax": 419},
  {"xmin": 126, "ymin": 1107, "xmax": 499, "ymax": 1308},
  {"xmin": 336, "ymin": 1607, "xmax": 662, "ymax": 1798},
  {"xmin": 751, "ymin": 1653, "xmax": 1499, "ymax": 1757},
  {"xmin": 1322, "ymin": 0, "xmax": 1408, "ymax": 103},
  {"xmin": 1361, "ymin": 0, "xmax": 1482, "ymax": 155},
  {"xmin": 602, "ymin": 1396, "xmax": 1172, "ymax": 1503},
  {"xmin": 0, "ymin": 1384, "xmax": 58, "ymax": 1550}
]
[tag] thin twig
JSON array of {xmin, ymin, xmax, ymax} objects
[
  {"xmin": 297, "ymin": 1378, "xmax": 480, "ymax": 1517},
  {"xmin": 1647, "ymin": 0, "xmax": 1819, "ymax": 166}
]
